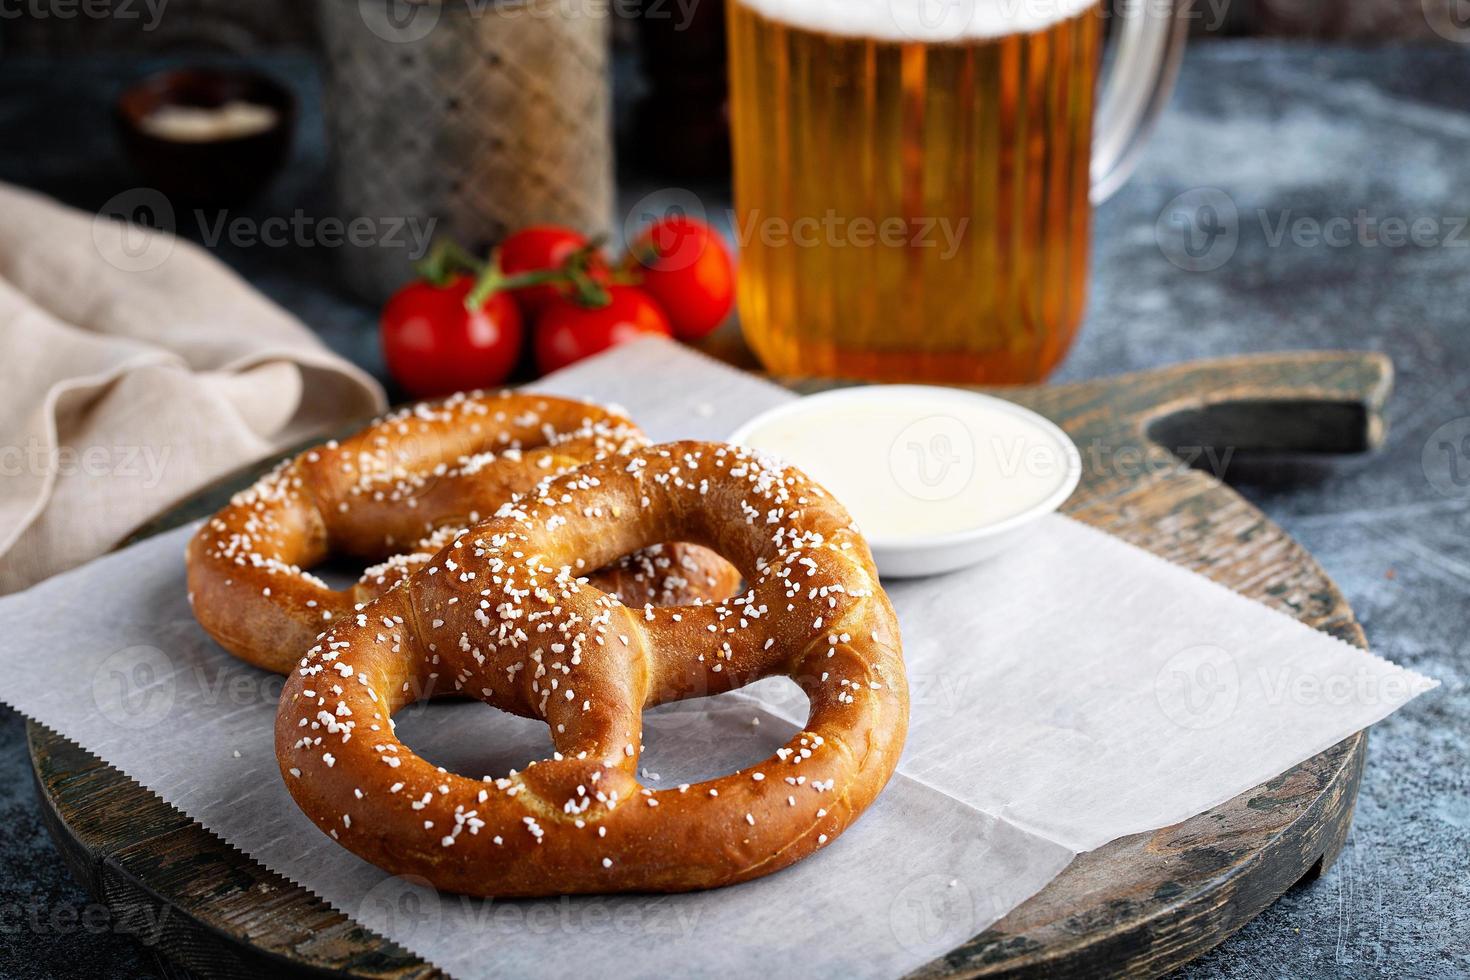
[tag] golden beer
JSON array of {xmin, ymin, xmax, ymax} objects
[{"xmin": 727, "ymin": 0, "xmax": 1102, "ymax": 383}]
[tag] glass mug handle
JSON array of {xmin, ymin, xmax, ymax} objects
[{"xmin": 1090, "ymin": 0, "xmax": 1191, "ymax": 203}]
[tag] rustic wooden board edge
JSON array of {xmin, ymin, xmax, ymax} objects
[
  {"xmin": 27, "ymin": 721, "xmax": 436, "ymax": 980},
  {"xmin": 913, "ymin": 349, "xmax": 1389, "ymax": 978},
  {"xmin": 26, "ymin": 350, "xmax": 1393, "ymax": 979},
  {"xmin": 919, "ymin": 733, "xmax": 1366, "ymax": 979}
]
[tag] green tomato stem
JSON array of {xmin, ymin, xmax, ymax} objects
[
  {"xmin": 415, "ymin": 239, "xmax": 484, "ymax": 287},
  {"xmin": 463, "ymin": 249, "xmax": 574, "ymax": 311}
]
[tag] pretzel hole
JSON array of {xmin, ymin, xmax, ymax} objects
[
  {"xmin": 638, "ymin": 680, "xmax": 806, "ymax": 785},
  {"xmin": 391, "ymin": 697, "xmax": 555, "ymax": 783},
  {"xmin": 313, "ymin": 556, "xmax": 379, "ymax": 592},
  {"xmin": 589, "ymin": 543, "xmax": 746, "ymax": 606}
]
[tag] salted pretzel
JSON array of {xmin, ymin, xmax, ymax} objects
[
  {"xmin": 188, "ymin": 394, "xmax": 739, "ymax": 675},
  {"xmin": 276, "ymin": 441, "xmax": 908, "ymax": 896}
]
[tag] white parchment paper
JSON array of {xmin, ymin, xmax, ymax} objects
[{"xmin": 0, "ymin": 339, "xmax": 1436, "ymax": 977}]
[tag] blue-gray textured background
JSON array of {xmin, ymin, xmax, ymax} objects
[{"xmin": 0, "ymin": 41, "xmax": 1466, "ymax": 978}]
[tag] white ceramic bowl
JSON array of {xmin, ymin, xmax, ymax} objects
[{"xmin": 729, "ymin": 386, "xmax": 1082, "ymax": 579}]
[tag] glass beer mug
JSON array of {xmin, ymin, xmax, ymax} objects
[{"xmin": 727, "ymin": 0, "xmax": 1188, "ymax": 382}]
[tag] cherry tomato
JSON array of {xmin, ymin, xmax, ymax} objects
[
  {"xmin": 381, "ymin": 275, "xmax": 523, "ymax": 398},
  {"xmin": 628, "ymin": 216, "xmax": 735, "ymax": 340},
  {"xmin": 534, "ymin": 286, "xmax": 672, "ymax": 374},
  {"xmin": 499, "ymin": 225, "xmax": 594, "ymax": 316}
]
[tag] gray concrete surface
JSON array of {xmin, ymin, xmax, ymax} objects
[{"xmin": 0, "ymin": 40, "xmax": 1465, "ymax": 979}]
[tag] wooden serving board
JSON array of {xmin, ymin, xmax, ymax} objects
[{"xmin": 27, "ymin": 351, "xmax": 1391, "ymax": 979}]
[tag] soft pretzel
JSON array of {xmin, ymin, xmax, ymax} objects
[
  {"xmin": 276, "ymin": 441, "xmax": 908, "ymax": 896},
  {"xmin": 187, "ymin": 393, "xmax": 740, "ymax": 674}
]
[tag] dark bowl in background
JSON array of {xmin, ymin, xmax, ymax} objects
[{"xmin": 115, "ymin": 68, "xmax": 296, "ymax": 207}]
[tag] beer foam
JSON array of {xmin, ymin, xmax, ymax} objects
[{"xmin": 735, "ymin": 0, "xmax": 1099, "ymax": 42}]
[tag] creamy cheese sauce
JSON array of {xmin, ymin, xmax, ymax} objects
[{"xmin": 738, "ymin": 388, "xmax": 1076, "ymax": 541}]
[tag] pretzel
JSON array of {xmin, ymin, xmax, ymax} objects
[
  {"xmin": 275, "ymin": 441, "xmax": 908, "ymax": 896},
  {"xmin": 187, "ymin": 394, "xmax": 739, "ymax": 675}
]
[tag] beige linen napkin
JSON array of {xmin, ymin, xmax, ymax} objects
[{"xmin": 0, "ymin": 184, "xmax": 385, "ymax": 594}]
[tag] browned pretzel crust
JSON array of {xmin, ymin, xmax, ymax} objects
[
  {"xmin": 275, "ymin": 441, "xmax": 908, "ymax": 896},
  {"xmin": 187, "ymin": 394, "xmax": 739, "ymax": 674}
]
